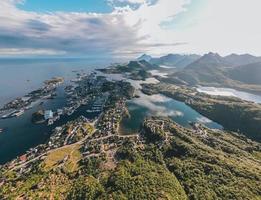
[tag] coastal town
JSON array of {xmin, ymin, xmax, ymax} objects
[
  {"xmin": 0, "ymin": 77, "xmax": 64, "ymax": 120},
  {"xmin": 0, "ymin": 72, "xmax": 143, "ymax": 177}
]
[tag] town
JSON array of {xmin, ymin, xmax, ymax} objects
[
  {"xmin": 0, "ymin": 77, "xmax": 64, "ymax": 120},
  {"xmin": 0, "ymin": 73, "xmax": 143, "ymax": 177}
]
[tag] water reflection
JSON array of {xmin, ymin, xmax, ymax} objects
[
  {"xmin": 120, "ymin": 79, "xmax": 223, "ymax": 135},
  {"xmin": 197, "ymin": 86, "xmax": 261, "ymax": 103}
]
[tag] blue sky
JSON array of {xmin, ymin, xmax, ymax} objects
[
  {"xmin": 18, "ymin": 0, "xmax": 113, "ymax": 13},
  {"xmin": 0, "ymin": 0, "xmax": 261, "ymax": 57}
]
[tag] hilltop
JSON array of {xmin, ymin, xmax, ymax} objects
[
  {"xmin": 98, "ymin": 60, "xmax": 159, "ymax": 80},
  {"xmin": 227, "ymin": 62, "xmax": 261, "ymax": 85},
  {"xmin": 137, "ymin": 53, "xmax": 201, "ymax": 69},
  {"xmin": 224, "ymin": 53, "xmax": 261, "ymax": 67}
]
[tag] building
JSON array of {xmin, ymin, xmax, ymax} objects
[
  {"xmin": 21, "ymin": 96, "xmax": 31, "ymax": 102},
  {"xmin": 44, "ymin": 110, "xmax": 53, "ymax": 120},
  {"xmin": 19, "ymin": 154, "xmax": 27, "ymax": 162}
]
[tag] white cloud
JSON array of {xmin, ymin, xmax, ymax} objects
[
  {"xmin": 1, "ymin": 0, "xmax": 261, "ymax": 57},
  {"xmin": 112, "ymin": 0, "xmax": 190, "ymax": 56},
  {"xmin": 112, "ymin": 0, "xmax": 261, "ymax": 56},
  {"xmin": 145, "ymin": 0, "xmax": 261, "ymax": 56},
  {"xmin": 0, "ymin": 48, "xmax": 66, "ymax": 56},
  {"xmin": 0, "ymin": 0, "xmax": 143, "ymax": 57}
]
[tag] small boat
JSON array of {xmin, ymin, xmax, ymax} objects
[
  {"xmin": 1, "ymin": 111, "xmax": 16, "ymax": 119},
  {"xmin": 11, "ymin": 110, "xmax": 25, "ymax": 117},
  {"xmin": 67, "ymin": 110, "xmax": 74, "ymax": 116},
  {"xmin": 25, "ymin": 105, "xmax": 33, "ymax": 110},
  {"xmin": 0, "ymin": 128, "xmax": 4, "ymax": 133},
  {"xmin": 1, "ymin": 115, "xmax": 10, "ymax": 119}
]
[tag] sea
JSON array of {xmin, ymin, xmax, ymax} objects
[{"xmin": 1, "ymin": 58, "xmax": 259, "ymax": 164}]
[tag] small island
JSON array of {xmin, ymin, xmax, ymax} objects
[
  {"xmin": 98, "ymin": 60, "xmax": 158, "ymax": 81},
  {"xmin": 0, "ymin": 77, "xmax": 64, "ymax": 120},
  {"xmin": 31, "ymin": 110, "xmax": 45, "ymax": 124}
]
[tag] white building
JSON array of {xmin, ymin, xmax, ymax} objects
[{"xmin": 44, "ymin": 110, "xmax": 53, "ymax": 120}]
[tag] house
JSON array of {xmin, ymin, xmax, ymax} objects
[
  {"xmin": 19, "ymin": 154, "xmax": 27, "ymax": 162},
  {"xmin": 44, "ymin": 110, "xmax": 53, "ymax": 120}
]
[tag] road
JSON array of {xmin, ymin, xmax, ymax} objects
[{"xmin": 9, "ymin": 130, "xmax": 138, "ymax": 172}]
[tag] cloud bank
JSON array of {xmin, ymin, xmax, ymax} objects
[
  {"xmin": 0, "ymin": 0, "xmax": 189, "ymax": 57},
  {"xmin": 0, "ymin": 0, "xmax": 144, "ymax": 57},
  {"xmin": 0, "ymin": 0, "xmax": 261, "ymax": 57}
]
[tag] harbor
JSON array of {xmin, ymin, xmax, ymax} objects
[
  {"xmin": 0, "ymin": 70, "xmax": 133, "ymax": 164},
  {"xmin": 1, "ymin": 72, "xmax": 136, "ymax": 172},
  {"xmin": 0, "ymin": 77, "xmax": 64, "ymax": 120}
]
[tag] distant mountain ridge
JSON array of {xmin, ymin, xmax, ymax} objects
[
  {"xmin": 227, "ymin": 62, "xmax": 261, "ymax": 85},
  {"xmin": 224, "ymin": 53, "xmax": 261, "ymax": 67},
  {"xmin": 135, "ymin": 52, "xmax": 261, "ymax": 92},
  {"xmin": 137, "ymin": 54, "xmax": 152, "ymax": 62},
  {"xmin": 179, "ymin": 52, "xmax": 261, "ymax": 85},
  {"xmin": 185, "ymin": 52, "xmax": 229, "ymax": 70},
  {"xmin": 172, "ymin": 52, "xmax": 229, "ymax": 85},
  {"xmin": 137, "ymin": 52, "xmax": 261, "ymax": 69},
  {"xmin": 154, "ymin": 52, "xmax": 261, "ymax": 94},
  {"xmin": 137, "ymin": 53, "xmax": 201, "ymax": 69}
]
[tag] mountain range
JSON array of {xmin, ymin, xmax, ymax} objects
[
  {"xmin": 138, "ymin": 52, "xmax": 261, "ymax": 94},
  {"xmin": 227, "ymin": 62, "xmax": 261, "ymax": 85},
  {"xmin": 224, "ymin": 53, "xmax": 261, "ymax": 67},
  {"xmin": 138, "ymin": 53, "xmax": 201, "ymax": 68}
]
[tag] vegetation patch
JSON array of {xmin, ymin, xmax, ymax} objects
[{"xmin": 43, "ymin": 144, "xmax": 81, "ymax": 172}]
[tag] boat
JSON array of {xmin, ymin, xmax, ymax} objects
[
  {"xmin": 0, "ymin": 128, "xmax": 3, "ymax": 133},
  {"xmin": 11, "ymin": 110, "xmax": 25, "ymax": 117},
  {"xmin": 1, "ymin": 114, "xmax": 11, "ymax": 119},
  {"xmin": 86, "ymin": 109, "xmax": 95, "ymax": 113},
  {"xmin": 1, "ymin": 111, "xmax": 16, "ymax": 119},
  {"xmin": 25, "ymin": 105, "xmax": 33, "ymax": 110},
  {"xmin": 86, "ymin": 109, "xmax": 100, "ymax": 113},
  {"xmin": 67, "ymin": 110, "xmax": 74, "ymax": 116}
]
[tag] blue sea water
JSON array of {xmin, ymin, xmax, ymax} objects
[{"xmin": 0, "ymin": 58, "xmax": 111, "ymax": 164}]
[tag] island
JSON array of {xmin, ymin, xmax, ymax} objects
[
  {"xmin": 0, "ymin": 77, "xmax": 64, "ymax": 120},
  {"xmin": 98, "ymin": 60, "xmax": 157, "ymax": 81}
]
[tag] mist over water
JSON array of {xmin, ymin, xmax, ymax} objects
[{"xmin": 197, "ymin": 86, "xmax": 261, "ymax": 103}]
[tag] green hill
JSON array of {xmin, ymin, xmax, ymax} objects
[
  {"xmin": 1, "ymin": 116, "xmax": 260, "ymax": 199},
  {"xmin": 141, "ymin": 117, "xmax": 261, "ymax": 200}
]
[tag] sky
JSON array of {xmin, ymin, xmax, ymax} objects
[{"xmin": 0, "ymin": 0, "xmax": 261, "ymax": 58}]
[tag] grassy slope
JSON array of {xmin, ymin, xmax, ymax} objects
[
  {"xmin": 1, "ymin": 116, "xmax": 260, "ymax": 200},
  {"xmin": 0, "ymin": 142, "xmax": 188, "ymax": 200},
  {"xmin": 141, "ymin": 117, "xmax": 261, "ymax": 200}
]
